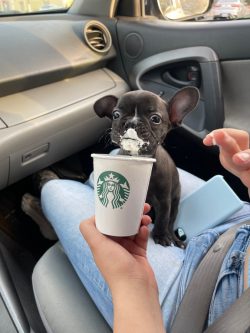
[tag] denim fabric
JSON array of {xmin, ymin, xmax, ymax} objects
[
  {"xmin": 41, "ymin": 171, "xmax": 250, "ymax": 332},
  {"xmin": 41, "ymin": 180, "xmax": 115, "ymax": 326},
  {"xmin": 208, "ymin": 224, "xmax": 250, "ymax": 325},
  {"xmin": 173, "ymin": 204, "xmax": 250, "ymax": 329}
]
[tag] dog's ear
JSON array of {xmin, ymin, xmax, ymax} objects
[
  {"xmin": 168, "ymin": 87, "xmax": 200, "ymax": 126},
  {"xmin": 93, "ymin": 95, "xmax": 118, "ymax": 119}
]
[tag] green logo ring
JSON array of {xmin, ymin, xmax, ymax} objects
[{"xmin": 97, "ymin": 171, "xmax": 130, "ymax": 209}]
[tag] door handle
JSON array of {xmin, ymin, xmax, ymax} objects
[
  {"xmin": 162, "ymin": 65, "xmax": 200, "ymax": 88},
  {"xmin": 162, "ymin": 71, "xmax": 192, "ymax": 88}
]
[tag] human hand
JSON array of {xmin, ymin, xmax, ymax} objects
[
  {"xmin": 79, "ymin": 203, "xmax": 157, "ymax": 293},
  {"xmin": 203, "ymin": 128, "xmax": 250, "ymax": 191},
  {"xmin": 80, "ymin": 205, "xmax": 165, "ymax": 333}
]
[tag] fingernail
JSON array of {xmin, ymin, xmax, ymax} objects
[
  {"xmin": 237, "ymin": 152, "xmax": 250, "ymax": 162},
  {"xmin": 209, "ymin": 134, "xmax": 217, "ymax": 145}
]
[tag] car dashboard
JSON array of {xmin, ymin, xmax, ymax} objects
[{"xmin": 0, "ymin": 17, "xmax": 129, "ymax": 190}]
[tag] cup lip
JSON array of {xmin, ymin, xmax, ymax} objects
[{"xmin": 91, "ymin": 153, "xmax": 156, "ymax": 163}]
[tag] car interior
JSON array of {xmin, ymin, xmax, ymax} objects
[{"xmin": 0, "ymin": 0, "xmax": 250, "ymax": 332}]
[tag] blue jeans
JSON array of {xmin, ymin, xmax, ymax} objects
[{"xmin": 41, "ymin": 169, "xmax": 250, "ymax": 331}]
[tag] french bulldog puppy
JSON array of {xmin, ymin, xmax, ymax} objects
[{"xmin": 94, "ymin": 87, "xmax": 199, "ymax": 247}]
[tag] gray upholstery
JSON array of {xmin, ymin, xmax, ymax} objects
[{"xmin": 32, "ymin": 243, "xmax": 112, "ymax": 333}]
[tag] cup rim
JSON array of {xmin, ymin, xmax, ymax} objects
[{"xmin": 91, "ymin": 153, "xmax": 156, "ymax": 163}]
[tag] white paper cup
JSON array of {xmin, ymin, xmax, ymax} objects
[{"xmin": 91, "ymin": 154, "xmax": 156, "ymax": 237}]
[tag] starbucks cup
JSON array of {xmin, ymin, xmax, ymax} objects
[{"xmin": 91, "ymin": 154, "xmax": 156, "ymax": 237}]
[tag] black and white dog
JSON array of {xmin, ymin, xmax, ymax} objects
[
  {"xmin": 94, "ymin": 88, "xmax": 199, "ymax": 247},
  {"xmin": 21, "ymin": 87, "xmax": 199, "ymax": 247}
]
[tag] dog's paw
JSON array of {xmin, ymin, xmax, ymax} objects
[
  {"xmin": 152, "ymin": 233, "xmax": 173, "ymax": 247},
  {"xmin": 152, "ymin": 232, "xmax": 185, "ymax": 248}
]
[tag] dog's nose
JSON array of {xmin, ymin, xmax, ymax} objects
[{"xmin": 125, "ymin": 119, "xmax": 138, "ymax": 130}]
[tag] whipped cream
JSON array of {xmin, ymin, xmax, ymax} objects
[{"xmin": 120, "ymin": 128, "xmax": 146, "ymax": 155}]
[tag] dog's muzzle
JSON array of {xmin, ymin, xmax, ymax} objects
[{"xmin": 120, "ymin": 128, "xmax": 149, "ymax": 155}]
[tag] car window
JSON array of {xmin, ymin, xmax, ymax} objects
[
  {"xmin": 145, "ymin": 0, "xmax": 250, "ymax": 21},
  {"xmin": 205, "ymin": 0, "xmax": 249, "ymax": 20},
  {"xmin": 0, "ymin": 0, "xmax": 73, "ymax": 15}
]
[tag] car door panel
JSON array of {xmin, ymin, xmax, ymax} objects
[
  {"xmin": 221, "ymin": 60, "xmax": 250, "ymax": 130},
  {"xmin": 129, "ymin": 46, "xmax": 223, "ymax": 136},
  {"xmin": 116, "ymin": 18, "xmax": 250, "ymax": 134}
]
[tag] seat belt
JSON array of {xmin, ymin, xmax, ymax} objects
[
  {"xmin": 171, "ymin": 220, "xmax": 250, "ymax": 333},
  {"xmin": 204, "ymin": 287, "xmax": 250, "ymax": 333}
]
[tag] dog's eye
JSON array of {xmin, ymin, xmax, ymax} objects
[
  {"xmin": 150, "ymin": 114, "xmax": 162, "ymax": 124},
  {"xmin": 112, "ymin": 111, "xmax": 120, "ymax": 120}
]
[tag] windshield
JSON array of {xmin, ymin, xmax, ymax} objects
[{"xmin": 0, "ymin": 0, "xmax": 73, "ymax": 15}]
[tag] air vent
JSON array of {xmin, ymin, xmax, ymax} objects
[{"xmin": 84, "ymin": 21, "xmax": 112, "ymax": 54}]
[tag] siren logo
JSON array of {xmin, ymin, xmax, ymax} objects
[{"xmin": 97, "ymin": 171, "xmax": 130, "ymax": 209}]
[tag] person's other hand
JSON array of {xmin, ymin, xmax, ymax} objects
[
  {"xmin": 79, "ymin": 203, "xmax": 157, "ymax": 293},
  {"xmin": 203, "ymin": 128, "xmax": 250, "ymax": 190}
]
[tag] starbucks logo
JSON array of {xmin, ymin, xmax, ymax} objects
[{"xmin": 97, "ymin": 171, "xmax": 130, "ymax": 209}]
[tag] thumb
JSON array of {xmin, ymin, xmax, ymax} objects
[{"xmin": 135, "ymin": 225, "xmax": 150, "ymax": 252}]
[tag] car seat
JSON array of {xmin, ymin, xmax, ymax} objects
[
  {"xmin": 32, "ymin": 242, "xmax": 112, "ymax": 333},
  {"xmin": 33, "ymin": 224, "xmax": 250, "ymax": 333}
]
